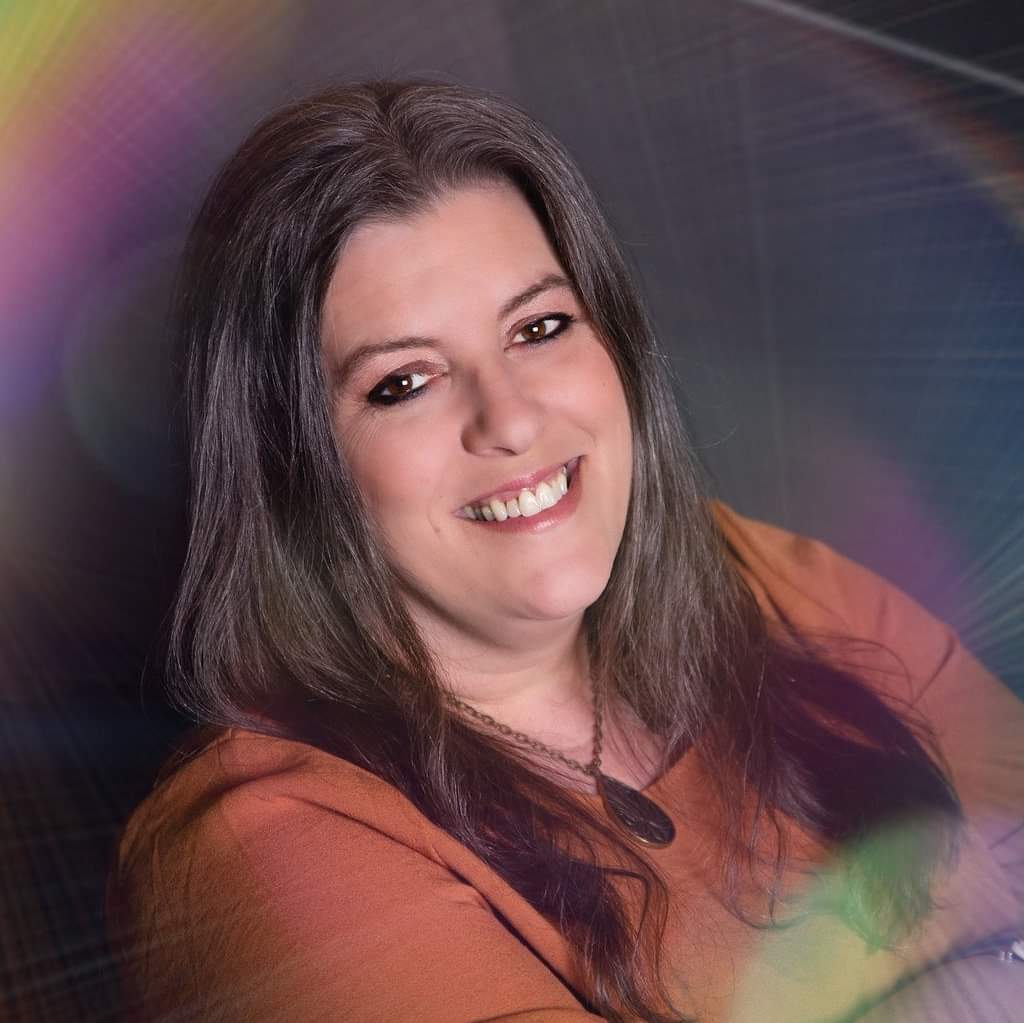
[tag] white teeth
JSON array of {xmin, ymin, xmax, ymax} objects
[
  {"xmin": 518, "ymin": 489, "xmax": 542, "ymax": 517},
  {"xmin": 466, "ymin": 463, "xmax": 573, "ymax": 522},
  {"xmin": 535, "ymin": 481, "xmax": 556, "ymax": 510}
]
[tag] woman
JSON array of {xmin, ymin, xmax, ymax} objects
[{"xmin": 109, "ymin": 80, "xmax": 1024, "ymax": 1022}]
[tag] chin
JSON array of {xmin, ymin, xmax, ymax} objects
[{"xmin": 513, "ymin": 561, "xmax": 615, "ymax": 622}]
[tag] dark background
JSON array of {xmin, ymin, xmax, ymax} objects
[{"xmin": 2, "ymin": 1, "xmax": 1022, "ymax": 1019}]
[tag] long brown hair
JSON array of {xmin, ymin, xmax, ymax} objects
[{"xmin": 169, "ymin": 80, "xmax": 960, "ymax": 1021}]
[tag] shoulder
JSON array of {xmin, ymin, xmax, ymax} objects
[
  {"xmin": 110, "ymin": 727, "xmax": 453, "ymax": 974},
  {"xmin": 711, "ymin": 499, "xmax": 937, "ymax": 639},
  {"xmin": 109, "ymin": 729, "xmax": 449, "ymax": 1016},
  {"xmin": 710, "ymin": 500, "xmax": 960, "ymax": 703},
  {"xmin": 113, "ymin": 727, "xmax": 444, "ymax": 894},
  {"xmin": 109, "ymin": 729, "xmax": 592, "ymax": 1020},
  {"xmin": 711, "ymin": 501, "xmax": 1024, "ymax": 853}
]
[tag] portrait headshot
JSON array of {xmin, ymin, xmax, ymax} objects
[{"xmin": 2, "ymin": 2, "xmax": 1022, "ymax": 1021}]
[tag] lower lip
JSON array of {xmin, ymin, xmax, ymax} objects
[{"xmin": 463, "ymin": 460, "xmax": 583, "ymax": 534}]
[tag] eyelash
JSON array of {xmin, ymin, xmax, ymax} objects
[{"xmin": 365, "ymin": 313, "xmax": 576, "ymax": 407}]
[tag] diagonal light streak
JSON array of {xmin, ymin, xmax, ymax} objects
[{"xmin": 738, "ymin": 0, "xmax": 1024, "ymax": 98}]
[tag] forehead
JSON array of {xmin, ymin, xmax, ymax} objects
[{"xmin": 322, "ymin": 181, "xmax": 566, "ymax": 349}]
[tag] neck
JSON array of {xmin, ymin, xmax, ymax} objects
[
  {"xmin": 405, "ymin": 602, "xmax": 666, "ymax": 790},
  {"xmin": 411, "ymin": 607, "xmax": 595, "ymax": 749}
]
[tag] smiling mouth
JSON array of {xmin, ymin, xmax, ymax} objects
[{"xmin": 458, "ymin": 457, "xmax": 581, "ymax": 522}]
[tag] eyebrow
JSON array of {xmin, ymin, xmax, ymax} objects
[
  {"xmin": 330, "ymin": 272, "xmax": 573, "ymax": 386},
  {"xmin": 498, "ymin": 272, "xmax": 571, "ymax": 319}
]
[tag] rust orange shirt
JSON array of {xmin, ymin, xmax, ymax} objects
[{"xmin": 109, "ymin": 505, "xmax": 1024, "ymax": 1021}]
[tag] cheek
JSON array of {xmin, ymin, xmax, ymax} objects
[
  {"xmin": 590, "ymin": 354, "xmax": 635, "ymax": 525},
  {"xmin": 339, "ymin": 418, "xmax": 445, "ymax": 536},
  {"xmin": 587, "ymin": 349, "xmax": 633, "ymax": 460}
]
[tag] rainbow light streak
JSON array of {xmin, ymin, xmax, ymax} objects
[{"xmin": 1, "ymin": 0, "xmax": 296, "ymax": 423}]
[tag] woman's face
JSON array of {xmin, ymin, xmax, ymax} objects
[{"xmin": 321, "ymin": 180, "xmax": 633, "ymax": 649}]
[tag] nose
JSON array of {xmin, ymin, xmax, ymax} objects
[{"xmin": 460, "ymin": 360, "xmax": 544, "ymax": 456}]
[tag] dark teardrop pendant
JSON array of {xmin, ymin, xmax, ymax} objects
[{"xmin": 597, "ymin": 773, "xmax": 675, "ymax": 848}]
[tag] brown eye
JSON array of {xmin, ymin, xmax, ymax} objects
[
  {"xmin": 515, "ymin": 314, "xmax": 574, "ymax": 345},
  {"xmin": 367, "ymin": 370, "xmax": 431, "ymax": 406}
]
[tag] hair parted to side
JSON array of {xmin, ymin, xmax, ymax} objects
[{"xmin": 170, "ymin": 79, "xmax": 961, "ymax": 1021}]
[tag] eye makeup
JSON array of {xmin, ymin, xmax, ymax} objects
[
  {"xmin": 361, "ymin": 311, "xmax": 577, "ymax": 408},
  {"xmin": 513, "ymin": 313, "xmax": 575, "ymax": 346},
  {"xmin": 365, "ymin": 359, "xmax": 441, "ymax": 406}
]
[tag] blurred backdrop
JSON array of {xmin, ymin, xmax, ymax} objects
[{"xmin": 2, "ymin": 1, "xmax": 1022, "ymax": 1019}]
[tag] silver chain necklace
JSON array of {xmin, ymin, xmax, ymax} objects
[{"xmin": 445, "ymin": 681, "xmax": 676, "ymax": 848}]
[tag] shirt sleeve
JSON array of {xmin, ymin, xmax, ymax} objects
[{"xmin": 114, "ymin": 782, "xmax": 607, "ymax": 1023}]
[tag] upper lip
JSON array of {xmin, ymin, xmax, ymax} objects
[{"xmin": 460, "ymin": 456, "xmax": 579, "ymax": 509}]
